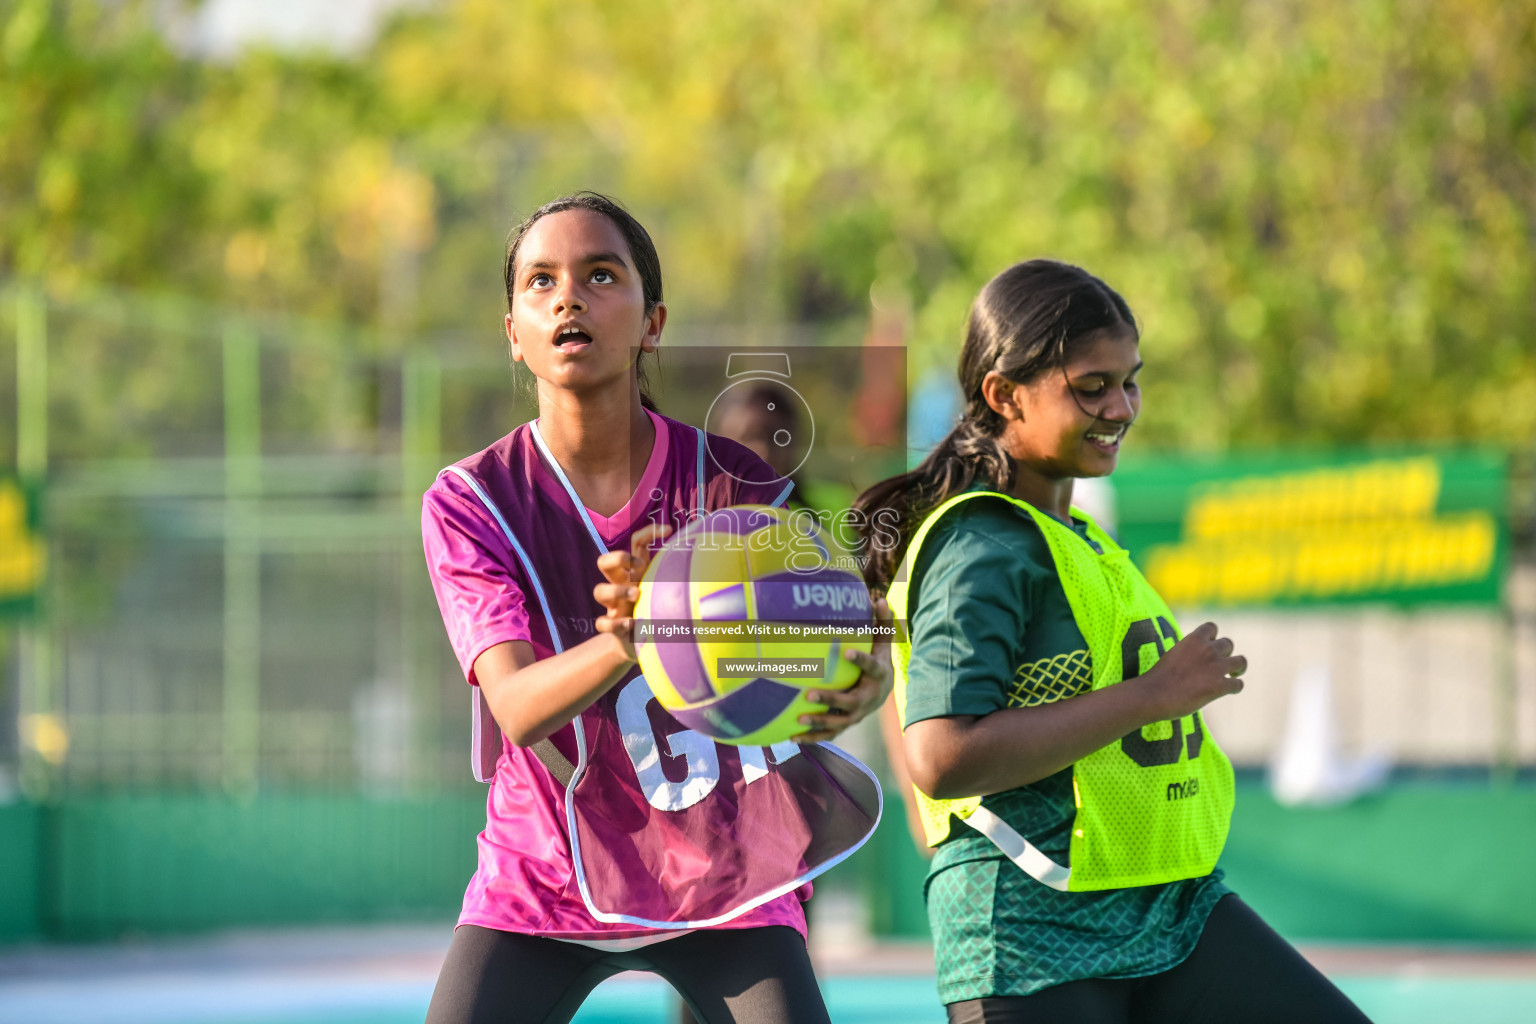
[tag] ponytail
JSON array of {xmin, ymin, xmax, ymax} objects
[{"xmin": 853, "ymin": 406, "xmax": 1014, "ymax": 588}]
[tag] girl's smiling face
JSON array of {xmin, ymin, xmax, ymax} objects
[
  {"xmin": 506, "ymin": 208, "xmax": 665, "ymax": 395},
  {"xmin": 988, "ymin": 324, "xmax": 1142, "ymax": 480}
]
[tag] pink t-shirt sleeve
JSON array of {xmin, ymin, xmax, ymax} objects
[{"xmin": 421, "ymin": 481, "xmax": 533, "ymax": 684}]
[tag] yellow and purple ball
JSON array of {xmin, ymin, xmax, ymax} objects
[{"xmin": 634, "ymin": 505, "xmax": 873, "ymax": 746}]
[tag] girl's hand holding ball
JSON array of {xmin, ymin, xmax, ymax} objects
[
  {"xmin": 796, "ymin": 596, "xmax": 894, "ymax": 744},
  {"xmin": 593, "ymin": 523, "xmax": 672, "ymax": 659}
]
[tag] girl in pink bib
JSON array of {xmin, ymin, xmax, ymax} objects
[{"xmin": 421, "ymin": 192, "xmax": 888, "ymax": 1024}]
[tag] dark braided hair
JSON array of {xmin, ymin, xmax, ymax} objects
[{"xmin": 854, "ymin": 259, "xmax": 1136, "ymax": 588}]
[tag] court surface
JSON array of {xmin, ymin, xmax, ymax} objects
[{"xmin": 2, "ymin": 925, "xmax": 1533, "ymax": 1024}]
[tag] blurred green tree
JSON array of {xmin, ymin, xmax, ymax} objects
[{"xmin": 2, "ymin": 0, "xmax": 1532, "ymax": 449}]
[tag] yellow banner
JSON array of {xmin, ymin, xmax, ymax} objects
[
  {"xmin": 1124, "ymin": 456, "xmax": 1505, "ymax": 607},
  {"xmin": 1144, "ymin": 514, "xmax": 1498, "ymax": 606}
]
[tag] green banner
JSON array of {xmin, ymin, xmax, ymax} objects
[
  {"xmin": 1113, "ymin": 450, "xmax": 1508, "ymax": 608},
  {"xmin": 0, "ymin": 472, "xmax": 45, "ymax": 618}
]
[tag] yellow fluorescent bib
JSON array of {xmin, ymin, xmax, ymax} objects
[{"xmin": 889, "ymin": 491, "xmax": 1235, "ymax": 892}]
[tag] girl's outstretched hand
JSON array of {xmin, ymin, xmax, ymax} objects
[
  {"xmin": 593, "ymin": 523, "xmax": 673, "ymax": 659},
  {"xmin": 795, "ymin": 597, "xmax": 895, "ymax": 744}
]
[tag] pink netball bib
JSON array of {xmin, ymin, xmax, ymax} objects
[{"xmin": 441, "ymin": 413, "xmax": 882, "ymax": 928}]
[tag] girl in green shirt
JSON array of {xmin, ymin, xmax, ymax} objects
[{"xmin": 856, "ymin": 260, "xmax": 1370, "ymax": 1023}]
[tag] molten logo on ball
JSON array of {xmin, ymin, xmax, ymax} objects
[{"xmin": 791, "ymin": 583, "xmax": 870, "ymax": 613}]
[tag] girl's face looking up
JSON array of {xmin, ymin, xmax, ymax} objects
[
  {"xmin": 506, "ymin": 209, "xmax": 666, "ymax": 396},
  {"xmin": 985, "ymin": 323, "xmax": 1141, "ymax": 480}
]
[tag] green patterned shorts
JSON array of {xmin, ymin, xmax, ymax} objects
[{"xmin": 925, "ymin": 851, "xmax": 1230, "ymax": 1004}]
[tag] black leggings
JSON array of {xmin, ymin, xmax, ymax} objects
[
  {"xmin": 425, "ymin": 924, "xmax": 830, "ymax": 1024},
  {"xmin": 947, "ymin": 894, "xmax": 1372, "ymax": 1024}
]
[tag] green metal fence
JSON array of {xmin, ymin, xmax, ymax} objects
[{"xmin": 1, "ymin": 281, "xmax": 527, "ymax": 800}]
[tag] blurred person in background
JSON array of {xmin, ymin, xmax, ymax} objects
[{"xmin": 713, "ymin": 380, "xmax": 809, "ymax": 506}]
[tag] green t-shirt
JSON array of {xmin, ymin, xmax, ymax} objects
[{"xmin": 903, "ymin": 493, "xmax": 1230, "ymax": 1003}]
